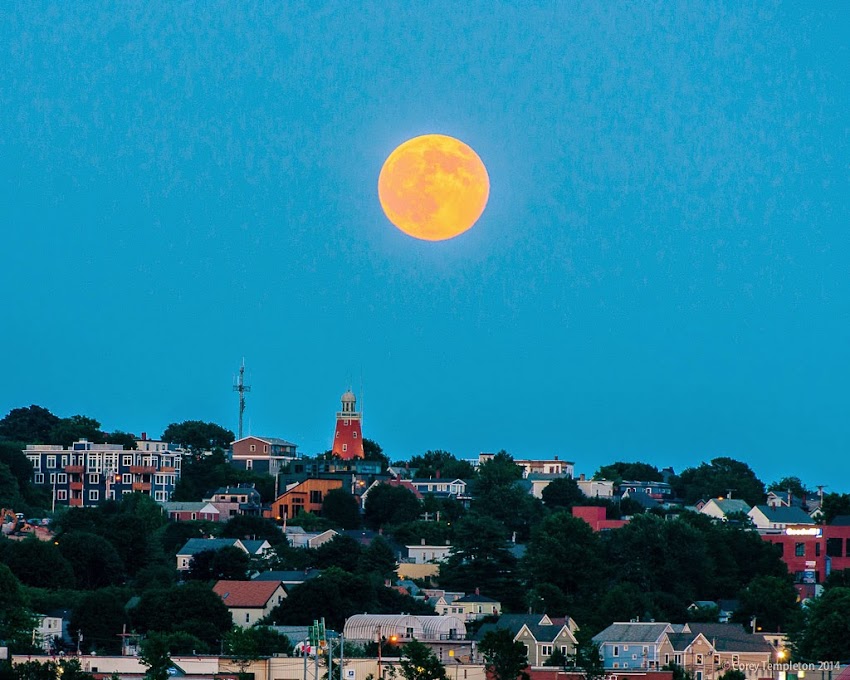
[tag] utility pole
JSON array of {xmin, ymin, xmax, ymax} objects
[{"xmin": 233, "ymin": 358, "xmax": 251, "ymax": 440}]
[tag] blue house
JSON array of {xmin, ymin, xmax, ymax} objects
[{"xmin": 592, "ymin": 622, "xmax": 680, "ymax": 670}]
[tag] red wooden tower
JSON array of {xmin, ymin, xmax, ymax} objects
[{"xmin": 331, "ymin": 390, "xmax": 364, "ymax": 459}]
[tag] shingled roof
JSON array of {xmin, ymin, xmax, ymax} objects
[{"xmin": 213, "ymin": 580, "xmax": 283, "ymax": 608}]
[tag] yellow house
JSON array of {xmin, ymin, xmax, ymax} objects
[{"xmin": 450, "ymin": 593, "xmax": 501, "ymax": 621}]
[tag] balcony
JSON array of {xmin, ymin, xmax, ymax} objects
[
  {"xmin": 69, "ymin": 498, "xmax": 84, "ymax": 507},
  {"xmin": 159, "ymin": 466, "xmax": 176, "ymax": 473},
  {"xmin": 130, "ymin": 466, "xmax": 157, "ymax": 474},
  {"xmin": 132, "ymin": 482, "xmax": 151, "ymax": 492},
  {"xmin": 65, "ymin": 465, "xmax": 84, "ymax": 473},
  {"xmin": 69, "ymin": 482, "xmax": 83, "ymax": 491}
]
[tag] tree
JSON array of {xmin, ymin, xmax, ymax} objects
[
  {"xmin": 358, "ymin": 536, "xmax": 398, "ymax": 580},
  {"xmin": 766, "ymin": 477, "xmax": 810, "ymax": 498},
  {"xmin": 479, "ymin": 629, "xmax": 529, "ymax": 680},
  {"xmin": 221, "ymin": 515, "xmax": 287, "ymax": 546},
  {"xmin": 471, "ymin": 451, "xmax": 541, "ymax": 541},
  {"xmin": 0, "ymin": 405, "xmax": 60, "ymax": 443},
  {"xmin": 0, "ymin": 563, "xmax": 37, "ymax": 653},
  {"xmin": 362, "ymin": 439, "xmax": 389, "ymax": 468},
  {"xmin": 407, "ymin": 451, "xmax": 474, "ymax": 480},
  {"xmin": 439, "ymin": 513, "xmax": 519, "ymax": 610},
  {"xmin": 132, "ymin": 582, "xmax": 233, "ymax": 650},
  {"xmin": 322, "ymin": 488, "xmax": 361, "ymax": 529},
  {"xmin": 819, "ymin": 493, "xmax": 850, "ymax": 525},
  {"xmin": 0, "ymin": 538, "xmax": 74, "ymax": 589},
  {"xmin": 364, "ymin": 484, "xmax": 421, "ymax": 529},
  {"xmin": 397, "ymin": 639, "xmax": 446, "ymax": 680},
  {"xmin": 541, "ymin": 477, "xmax": 586, "ymax": 510},
  {"xmin": 718, "ymin": 671, "xmax": 747, "ymax": 680},
  {"xmin": 225, "ymin": 627, "xmax": 293, "ymax": 680},
  {"xmin": 69, "ymin": 588, "xmax": 128, "ymax": 654},
  {"xmin": 594, "ymin": 462, "xmax": 663, "ymax": 483},
  {"xmin": 734, "ymin": 575, "xmax": 798, "ymax": 633},
  {"xmin": 161, "ymin": 421, "xmax": 235, "ymax": 451},
  {"xmin": 57, "ymin": 531, "xmax": 126, "ymax": 589},
  {"xmin": 672, "ymin": 457, "xmax": 766, "ymax": 507},
  {"xmin": 140, "ymin": 632, "xmax": 176, "ymax": 680},
  {"xmin": 186, "ymin": 546, "xmax": 251, "ymax": 581},
  {"xmin": 49, "ymin": 416, "xmax": 105, "ymax": 447},
  {"xmin": 312, "ymin": 535, "xmax": 363, "ymax": 572},
  {"xmin": 105, "ymin": 431, "xmax": 138, "ymax": 450},
  {"xmin": 789, "ymin": 587, "xmax": 850, "ymax": 660}
]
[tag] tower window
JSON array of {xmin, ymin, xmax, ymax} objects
[
  {"xmin": 342, "ymin": 444, "xmax": 348, "ymax": 452},
  {"xmin": 353, "ymin": 432, "xmax": 358, "ymax": 438}
]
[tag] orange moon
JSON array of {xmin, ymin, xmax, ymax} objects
[{"xmin": 378, "ymin": 134, "xmax": 490, "ymax": 241}]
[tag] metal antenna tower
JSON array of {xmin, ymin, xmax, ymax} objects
[{"xmin": 233, "ymin": 358, "xmax": 251, "ymax": 440}]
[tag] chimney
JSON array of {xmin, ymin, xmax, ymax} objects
[
  {"xmin": 554, "ymin": 455, "xmax": 558, "ymax": 460},
  {"xmin": 511, "ymin": 531, "xmax": 517, "ymax": 544},
  {"xmin": 141, "ymin": 432, "xmax": 147, "ymax": 441},
  {"xmin": 436, "ymin": 469, "xmax": 441, "ymax": 479},
  {"xmin": 421, "ymin": 538, "xmax": 426, "ymax": 545},
  {"xmin": 475, "ymin": 587, "xmax": 480, "ymax": 595},
  {"xmin": 580, "ymin": 473, "xmax": 586, "ymax": 481}
]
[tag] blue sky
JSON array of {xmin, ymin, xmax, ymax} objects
[{"xmin": 1, "ymin": 2, "xmax": 847, "ymax": 490}]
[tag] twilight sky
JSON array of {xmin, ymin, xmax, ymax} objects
[{"xmin": 1, "ymin": 2, "xmax": 847, "ymax": 489}]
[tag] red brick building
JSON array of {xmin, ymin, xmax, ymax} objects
[
  {"xmin": 331, "ymin": 390, "xmax": 364, "ymax": 459},
  {"xmin": 759, "ymin": 519, "xmax": 850, "ymax": 597},
  {"xmin": 572, "ymin": 505, "xmax": 628, "ymax": 532}
]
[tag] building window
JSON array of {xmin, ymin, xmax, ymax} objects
[
  {"xmin": 344, "ymin": 419, "xmax": 350, "ymax": 426},
  {"xmin": 264, "ymin": 445, "xmax": 269, "ymax": 453},
  {"xmin": 795, "ymin": 542, "xmax": 805, "ymax": 557},
  {"xmin": 675, "ymin": 655, "xmax": 682, "ymax": 665},
  {"xmin": 665, "ymin": 654, "xmax": 670, "ymax": 665},
  {"xmin": 613, "ymin": 646, "xmax": 619, "ymax": 657},
  {"xmin": 56, "ymin": 490, "xmax": 67, "ymax": 501},
  {"xmin": 122, "ymin": 455, "xmax": 132, "ymax": 466},
  {"xmin": 250, "ymin": 444, "xmax": 256, "ymax": 452},
  {"xmin": 696, "ymin": 654, "xmax": 704, "ymax": 665},
  {"xmin": 827, "ymin": 538, "xmax": 842, "ymax": 557},
  {"xmin": 28, "ymin": 456, "xmax": 40, "ymax": 470},
  {"xmin": 342, "ymin": 444, "xmax": 348, "ymax": 452},
  {"xmin": 61, "ymin": 455, "xmax": 68, "ymax": 466},
  {"xmin": 541, "ymin": 645, "xmax": 552, "ymax": 656},
  {"xmin": 49, "ymin": 473, "xmax": 56, "ymax": 484},
  {"xmin": 310, "ymin": 490, "xmax": 323, "ymax": 504},
  {"xmin": 122, "ymin": 474, "xmax": 132, "ymax": 484},
  {"xmin": 246, "ymin": 459, "xmax": 253, "ymax": 470},
  {"xmin": 816, "ymin": 542, "xmax": 822, "ymax": 556},
  {"xmin": 88, "ymin": 474, "xmax": 99, "ymax": 484},
  {"xmin": 613, "ymin": 664, "xmax": 619, "ymax": 669},
  {"xmin": 47, "ymin": 456, "xmax": 56, "ymax": 468},
  {"xmin": 88, "ymin": 490, "xmax": 99, "ymax": 501},
  {"xmin": 34, "ymin": 473, "xmax": 44, "ymax": 483},
  {"xmin": 846, "ymin": 539, "xmax": 850, "ymax": 558}
]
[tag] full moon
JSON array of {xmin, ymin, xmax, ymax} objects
[{"xmin": 378, "ymin": 134, "xmax": 490, "ymax": 241}]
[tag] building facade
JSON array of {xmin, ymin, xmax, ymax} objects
[
  {"xmin": 269, "ymin": 478, "xmax": 344, "ymax": 521},
  {"xmin": 25, "ymin": 439, "xmax": 181, "ymax": 508},
  {"xmin": 231, "ymin": 436, "xmax": 298, "ymax": 476},
  {"xmin": 332, "ymin": 390, "xmax": 364, "ymax": 459}
]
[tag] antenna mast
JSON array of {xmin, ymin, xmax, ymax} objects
[{"xmin": 233, "ymin": 358, "xmax": 251, "ymax": 440}]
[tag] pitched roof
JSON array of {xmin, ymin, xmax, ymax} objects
[
  {"xmin": 750, "ymin": 505, "xmax": 814, "ymax": 524},
  {"xmin": 160, "ymin": 501, "xmax": 219, "ymax": 513},
  {"xmin": 685, "ymin": 623, "xmax": 772, "ymax": 653},
  {"xmin": 177, "ymin": 538, "xmax": 243, "ymax": 556},
  {"xmin": 710, "ymin": 499, "xmax": 751, "ymax": 514},
  {"xmin": 454, "ymin": 594, "xmax": 499, "ymax": 603},
  {"xmin": 475, "ymin": 614, "xmax": 566, "ymax": 642},
  {"xmin": 241, "ymin": 539, "xmax": 271, "ymax": 555},
  {"xmin": 253, "ymin": 569, "xmax": 321, "ymax": 583},
  {"xmin": 831, "ymin": 515, "xmax": 850, "ymax": 526},
  {"xmin": 592, "ymin": 622, "xmax": 672, "ymax": 644},
  {"xmin": 667, "ymin": 632, "xmax": 696, "ymax": 652},
  {"xmin": 213, "ymin": 580, "xmax": 284, "ymax": 608},
  {"xmin": 233, "ymin": 436, "xmax": 297, "ymax": 447}
]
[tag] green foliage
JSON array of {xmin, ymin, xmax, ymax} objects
[
  {"xmin": 364, "ymin": 484, "xmax": 422, "ymax": 529},
  {"xmin": 439, "ymin": 513, "xmax": 519, "ymax": 610},
  {"xmin": 687, "ymin": 603, "xmax": 720, "ymax": 623},
  {"xmin": 105, "ymin": 431, "xmax": 138, "ymax": 449},
  {"xmin": 478, "ymin": 628, "xmax": 529, "ymax": 680},
  {"xmin": 733, "ymin": 575, "xmax": 798, "ymax": 632},
  {"xmin": 766, "ymin": 477, "xmax": 810, "ymax": 498},
  {"xmin": 49, "ymin": 416, "xmax": 105, "ymax": 448},
  {"xmin": 321, "ymin": 488, "xmax": 361, "ymax": 529},
  {"xmin": 789, "ymin": 587, "xmax": 850, "ymax": 660},
  {"xmin": 0, "ymin": 563, "xmax": 38, "ymax": 653},
  {"xmin": 471, "ymin": 451, "xmax": 541, "ymax": 541},
  {"xmin": 162, "ymin": 421, "xmax": 235, "ymax": 451},
  {"xmin": 132, "ymin": 581, "xmax": 233, "ymax": 650},
  {"xmin": 662, "ymin": 664, "xmax": 694, "ymax": 680},
  {"xmin": 0, "ymin": 405, "xmax": 60, "ymax": 443},
  {"xmin": 186, "ymin": 546, "xmax": 251, "ymax": 581},
  {"xmin": 543, "ymin": 648, "xmax": 568, "ymax": 667},
  {"xmin": 541, "ymin": 477, "xmax": 586, "ymax": 510},
  {"xmin": 287, "ymin": 511, "xmax": 337, "ymax": 531},
  {"xmin": 719, "ymin": 671, "xmax": 747, "ymax": 680},
  {"xmin": 362, "ymin": 438, "xmax": 389, "ymax": 468},
  {"xmin": 69, "ymin": 587, "xmax": 129, "ymax": 654},
  {"xmin": 390, "ymin": 520, "xmax": 451, "ymax": 547},
  {"xmin": 406, "ymin": 451, "xmax": 474, "ymax": 480},
  {"xmin": 57, "ymin": 530, "xmax": 126, "ymax": 588},
  {"xmin": 819, "ymin": 493, "xmax": 850, "ymax": 524},
  {"xmin": 11, "ymin": 660, "xmax": 94, "ymax": 680},
  {"xmin": 312, "ymin": 534, "xmax": 363, "ymax": 572},
  {"xmin": 823, "ymin": 568, "xmax": 850, "ymax": 589},
  {"xmin": 268, "ymin": 566, "xmax": 434, "ymax": 630},
  {"xmin": 225, "ymin": 626, "xmax": 293, "ymax": 659},
  {"xmin": 141, "ymin": 632, "xmax": 178, "ymax": 680},
  {"xmin": 221, "ymin": 514, "xmax": 287, "ymax": 546},
  {"xmin": 0, "ymin": 537, "xmax": 74, "ymax": 589},
  {"xmin": 358, "ymin": 536, "xmax": 398, "ymax": 580},
  {"xmin": 594, "ymin": 462, "xmax": 663, "ymax": 483},
  {"xmin": 396, "ymin": 639, "xmax": 447, "ymax": 680},
  {"xmin": 672, "ymin": 457, "xmax": 766, "ymax": 507}
]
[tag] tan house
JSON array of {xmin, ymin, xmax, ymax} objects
[
  {"xmin": 476, "ymin": 614, "xmax": 579, "ymax": 667},
  {"xmin": 213, "ymin": 580, "xmax": 286, "ymax": 628},
  {"xmin": 658, "ymin": 623, "xmax": 774, "ymax": 680}
]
